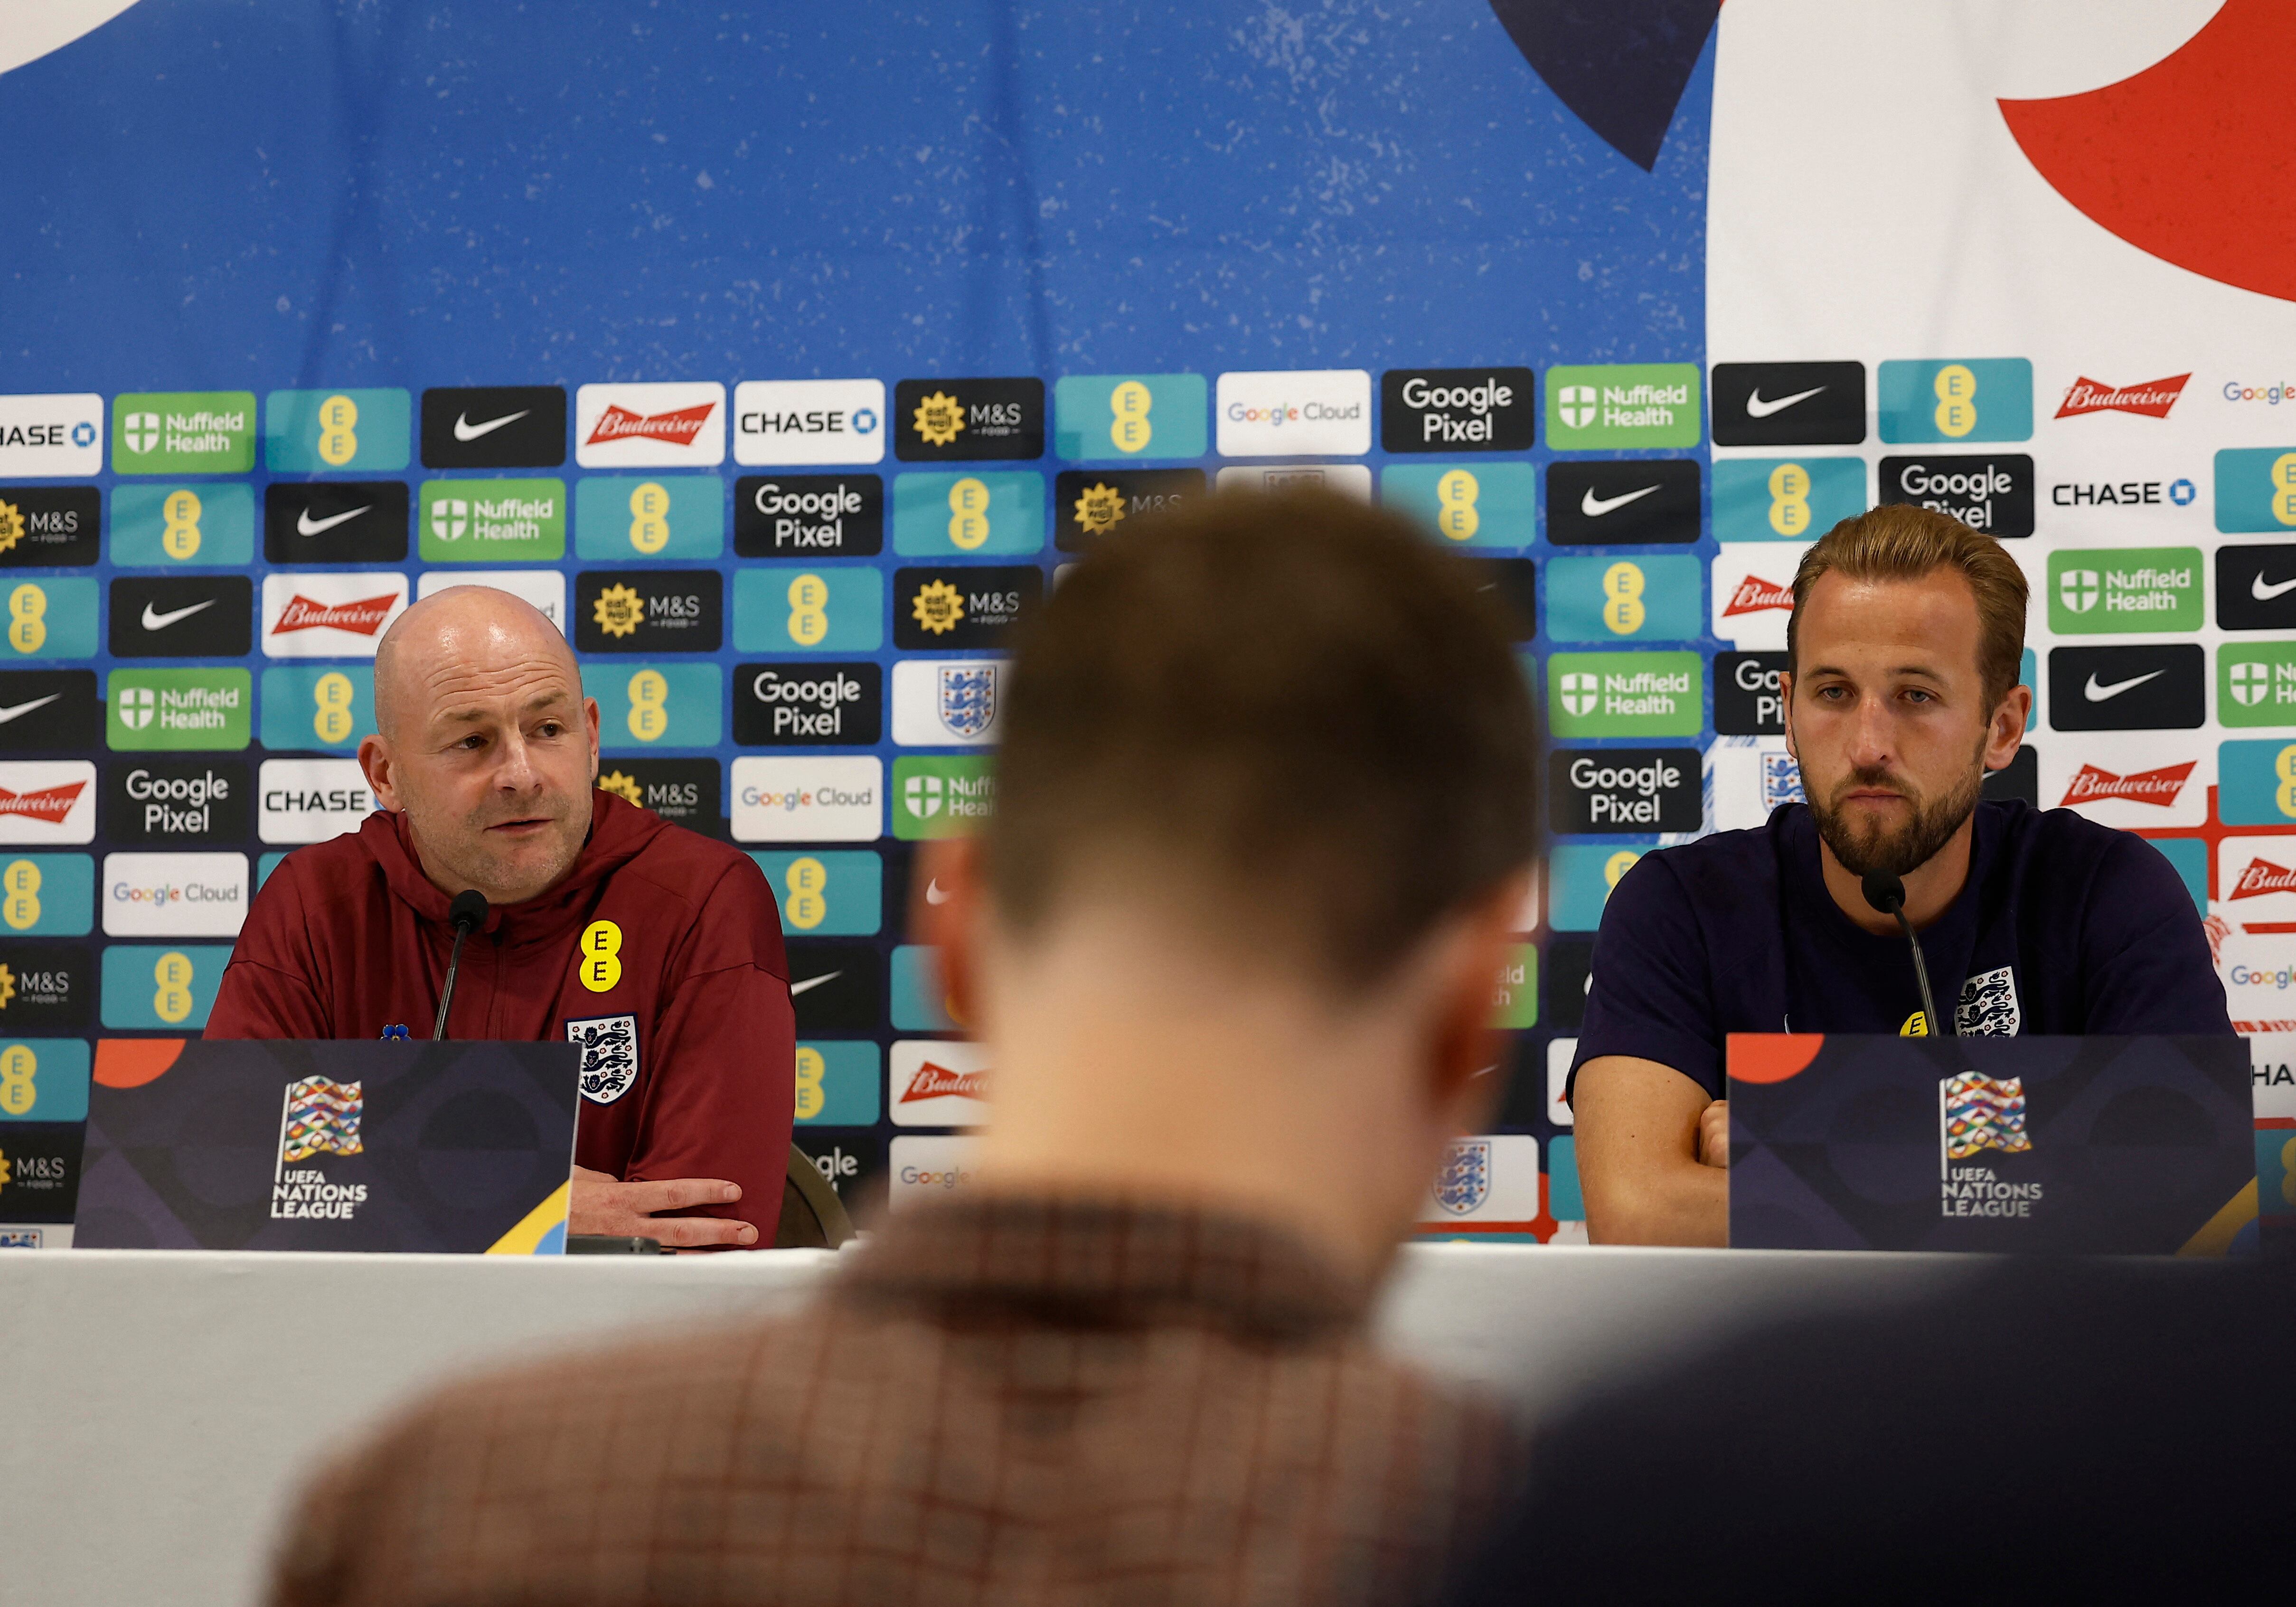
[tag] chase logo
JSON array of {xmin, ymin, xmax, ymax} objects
[
  {"xmin": 109, "ymin": 484, "xmax": 255, "ymax": 567},
  {"xmin": 734, "ymin": 380, "xmax": 885, "ymax": 468},
  {"xmin": 1545, "ymin": 555, "xmax": 1701, "ymax": 644},
  {"xmin": 1052, "ymin": 375, "xmax": 1207, "ymax": 461},
  {"xmin": 1380, "ymin": 464, "xmax": 1537, "ymax": 550},
  {"xmin": 890, "ymin": 471, "xmax": 1044, "ymax": 556},
  {"xmin": 581, "ymin": 663, "xmax": 722, "ymax": 754},
  {"xmin": 264, "ymin": 389, "xmax": 411, "ymax": 474},
  {"xmin": 732, "ymin": 565, "xmax": 883, "ymax": 654},
  {"xmin": 893, "ymin": 378, "xmax": 1044, "ymax": 462},
  {"xmin": 2212, "ymin": 447, "xmax": 2296, "ymax": 533},
  {"xmin": 1875, "ymin": 359, "xmax": 2033, "ymax": 444},
  {"xmin": 748, "ymin": 850, "xmax": 882, "ymax": 937},
  {"xmin": 1711, "ymin": 458, "xmax": 1863, "ymax": 543},
  {"xmin": 0, "ymin": 395, "xmax": 104, "ymax": 477}
]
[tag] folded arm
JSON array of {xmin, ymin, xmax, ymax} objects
[{"xmin": 1573, "ymin": 1055, "xmax": 1728, "ymax": 1246}]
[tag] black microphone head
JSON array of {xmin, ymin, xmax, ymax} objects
[
  {"xmin": 1860, "ymin": 870, "xmax": 1907, "ymax": 917},
  {"xmin": 448, "ymin": 889, "xmax": 490, "ymax": 933}
]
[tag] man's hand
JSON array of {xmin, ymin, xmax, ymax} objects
[
  {"xmin": 1697, "ymin": 1099, "xmax": 1730, "ymax": 1170},
  {"xmin": 569, "ymin": 1164, "xmax": 759, "ymax": 1249}
]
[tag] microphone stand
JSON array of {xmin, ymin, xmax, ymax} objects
[
  {"xmin": 433, "ymin": 889, "xmax": 491, "ymax": 1041},
  {"xmin": 1861, "ymin": 870, "xmax": 1952, "ymax": 1038}
]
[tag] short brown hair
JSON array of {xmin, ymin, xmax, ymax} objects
[
  {"xmin": 1788, "ymin": 503, "xmax": 2029, "ymax": 704},
  {"xmin": 986, "ymin": 489, "xmax": 1537, "ymax": 986}
]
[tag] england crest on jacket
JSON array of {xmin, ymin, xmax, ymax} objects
[{"xmin": 566, "ymin": 1014, "xmax": 640, "ymax": 1104}]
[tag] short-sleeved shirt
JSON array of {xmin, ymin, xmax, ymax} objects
[{"xmin": 1571, "ymin": 799, "xmax": 2235, "ymax": 1102}]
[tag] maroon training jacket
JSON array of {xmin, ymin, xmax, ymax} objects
[{"xmin": 205, "ymin": 789, "xmax": 793, "ymax": 1243}]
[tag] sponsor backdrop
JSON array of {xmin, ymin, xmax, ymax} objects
[{"xmin": 0, "ymin": 1, "xmax": 2285, "ymax": 1245}]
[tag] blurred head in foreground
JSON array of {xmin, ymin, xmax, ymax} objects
[{"xmin": 922, "ymin": 488, "xmax": 1537, "ymax": 1280}]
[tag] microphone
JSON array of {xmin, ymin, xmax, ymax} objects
[
  {"xmin": 432, "ymin": 889, "xmax": 490, "ymax": 1042},
  {"xmin": 1861, "ymin": 870, "xmax": 1952, "ymax": 1038}
]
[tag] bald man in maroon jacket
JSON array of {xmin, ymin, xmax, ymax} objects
[{"xmin": 207, "ymin": 586, "xmax": 794, "ymax": 1248}]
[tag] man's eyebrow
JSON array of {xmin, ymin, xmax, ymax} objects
[
  {"xmin": 1803, "ymin": 661, "xmax": 1950, "ymax": 680},
  {"xmin": 432, "ymin": 689, "xmax": 579, "ymax": 728}
]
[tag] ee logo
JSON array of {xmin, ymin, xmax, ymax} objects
[
  {"xmin": 1436, "ymin": 469, "xmax": 1480, "ymax": 541},
  {"xmin": 794, "ymin": 1044, "xmax": 824, "ymax": 1120},
  {"xmin": 1932, "ymin": 363, "xmax": 1977, "ymax": 439},
  {"xmin": 1109, "ymin": 381, "xmax": 1153, "ymax": 454},
  {"xmin": 628, "ymin": 482, "xmax": 671, "ymax": 554},
  {"xmin": 312, "ymin": 672, "xmax": 357, "ymax": 745},
  {"xmin": 782, "ymin": 856, "xmax": 828, "ymax": 931},
  {"xmin": 2, "ymin": 860, "xmax": 40, "ymax": 930},
  {"xmin": 1603, "ymin": 850, "xmax": 1641, "ymax": 890},
  {"xmin": 8, "ymin": 584, "xmax": 46, "ymax": 654},
  {"xmin": 626, "ymin": 670, "xmax": 669, "ymax": 742},
  {"xmin": 947, "ymin": 477, "xmax": 991, "ymax": 551},
  {"xmin": 152, "ymin": 951, "xmax": 196, "ymax": 1024},
  {"xmin": 2275, "ymin": 744, "xmax": 2296, "ymax": 819},
  {"xmin": 1601, "ymin": 562, "xmax": 1646, "ymax": 635},
  {"xmin": 786, "ymin": 573, "xmax": 829, "ymax": 646},
  {"xmin": 163, "ymin": 489, "xmax": 203, "ymax": 559},
  {"xmin": 316, "ymin": 394, "xmax": 359, "ymax": 466},
  {"xmin": 1767, "ymin": 464, "xmax": 1812, "ymax": 536},
  {"xmin": 2273, "ymin": 452, "xmax": 2296, "ymax": 528},
  {"xmin": 579, "ymin": 920, "xmax": 624, "ymax": 993},
  {"xmin": 0, "ymin": 1043, "xmax": 35, "ymax": 1116}
]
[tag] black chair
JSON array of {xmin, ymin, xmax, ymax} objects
[{"xmin": 772, "ymin": 1142, "xmax": 857, "ymax": 1248}]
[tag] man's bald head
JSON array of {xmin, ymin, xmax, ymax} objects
[
  {"xmin": 373, "ymin": 588, "xmax": 580, "ymax": 745},
  {"xmin": 357, "ymin": 587, "xmax": 601, "ymax": 906}
]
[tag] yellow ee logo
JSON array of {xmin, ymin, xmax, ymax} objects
[
  {"xmin": 312, "ymin": 672, "xmax": 357, "ymax": 745},
  {"xmin": 794, "ymin": 1045, "xmax": 824, "ymax": 1120},
  {"xmin": 2, "ymin": 860, "xmax": 41, "ymax": 931},
  {"xmin": 628, "ymin": 481, "xmax": 671, "ymax": 554},
  {"xmin": 786, "ymin": 573, "xmax": 829, "ymax": 647},
  {"xmin": 162, "ymin": 488, "xmax": 203, "ymax": 559},
  {"xmin": 2272, "ymin": 452, "xmax": 2296, "ymax": 528},
  {"xmin": 1436, "ymin": 469, "xmax": 1480, "ymax": 542},
  {"xmin": 8, "ymin": 584, "xmax": 46, "ymax": 654},
  {"xmin": 1109, "ymin": 380, "xmax": 1153, "ymax": 454},
  {"xmin": 626, "ymin": 670, "xmax": 668, "ymax": 743},
  {"xmin": 1603, "ymin": 850, "xmax": 1640, "ymax": 890},
  {"xmin": 947, "ymin": 477, "xmax": 991, "ymax": 550},
  {"xmin": 2274, "ymin": 744, "xmax": 2296, "ymax": 819},
  {"xmin": 1767, "ymin": 463, "xmax": 1812, "ymax": 537},
  {"xmin": 1932, "ymin": 363, "xmax": 1977, "ymax": 439},
  {"xmin": 782, "ymin": 856, "xmax": 828, "ymax": 931},
  {"xmin": 1601, "ymin": 561, "xmax": 1646, "ymax": 635},
  {"xmin": 578, "ymin": 920, "xmax": 624, "ymax": 993},
  {"xmin": 0, "ymin": 1043, "xmax": 35, "ymax": 1116},
  {"xmin": 152, "ymin": 951, "xmax": 196, "ymax": 1024},
  {"xmin": 316, "ymin": 394, "xmax": 359, "ymax": 466},
  {"xmin": 1900, "ymin": 1010, "xmax": 1930, "ymax": 1037}
]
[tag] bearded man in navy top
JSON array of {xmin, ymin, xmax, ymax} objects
[{"xmin": 1571, "ymin": 504, "xmax": 2234, "ymax": 1246}]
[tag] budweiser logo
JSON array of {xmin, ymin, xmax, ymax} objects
[
  {"xmin": 2231, "ymin": 858, "xmax": 2296, "ymax": 900},
  {"xmin": 585, "ymin": 402, "xmax": 714, "ymax": 448},
  {"xmin": 1723, "ymin": 575, "xmax": 1794, "ymax": 617},
  {"xmin": 2054, "ymin": 373, "xmax": 2190, "ymax": 420},
  {"xmin": 2059, "ymin": 761, "xmax": 2194, "ymax": 807},
  {"xmin": 900, "ymin": 1060, "xmax": 988, "ymax": 1104},
  {"xmin": 0, "ymin": 782, "xmax": 85, "ymax": 824},
  {"xmin": 273, "ymin": 594, "xmax": 397, "ymax": 636}
]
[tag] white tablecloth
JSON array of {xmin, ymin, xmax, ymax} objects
[{"xmin": 0, "ymin": 1243, "xmax": 1977, "ymax": 1607}]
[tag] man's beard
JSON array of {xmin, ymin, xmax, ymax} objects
[{"xmin": 1806, "ymin": 745, "xmax": 1986, "ymax": 880}]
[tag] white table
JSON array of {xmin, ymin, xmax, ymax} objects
[{"xmin": 0, "ymin": 1243, "xmax": 1978, "ymax": 1607}]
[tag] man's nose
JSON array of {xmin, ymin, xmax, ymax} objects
[
  {"xmin": 1847, "ymin": 693, "xmax": 1896, "ymax": 768},
  {"xmin": 493, "ymin": 731, "xmax": 543, "ymax": 792}
]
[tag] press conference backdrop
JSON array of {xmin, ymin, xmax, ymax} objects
[{"xmin": 0, "ymin": 1, "xmax": 2290, "ymax": 1247}]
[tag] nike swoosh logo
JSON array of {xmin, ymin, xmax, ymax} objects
[
  {"xmin": 141, "ymin": 599, "xmax": 217, "ymax": 631},
  {"xmin": 454, "ymin": 409, "xmax": 530, "ymax": 441},
  {"xmin": 296, "ymin": 505, "xmax": 370, "ymax": 536},
  {"xmin": 2253, "ymin": 573, "xmax": 2296, "ymax": 601},
  {"xmin": 924, "ymin": 878, "xmax": 950, "ymax": 905},
  {"xmin": 2085, "ymin": 669, "xmax": 2165, "ymax": 702},
  {"xmin": 1581, "ymin": 484, "xmax": 1660, "ymax": 517},
  {"xmin": 0, "ymin": 694, "xmax": 61, "ymax": 725},
  {"xmin": 1744, "ymin": 384, "xmax": 1825, "ymax": 418},
  {"xmin": 789, "ymin": 972, "xmax": 840, "ymax": 997}
]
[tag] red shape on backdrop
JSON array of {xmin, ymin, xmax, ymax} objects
[
  {"xmin": 94, "ymin": 1038, "xmax": 184, "ymax": 1089},
  {"xmin": 1999, "ymin": 0, "xmax": 2296, "ymax": 304},
  {"xmin": 1728, "ymin": 1034, "xmax": 1825, "ymax": 1085}
]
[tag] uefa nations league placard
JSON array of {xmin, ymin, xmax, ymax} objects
[{"xmin": 74, "ymin": 1040, "xmax": 577, "ymax": 1253}]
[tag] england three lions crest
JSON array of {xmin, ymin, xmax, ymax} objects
[
  {"xmin": 566, "ymin": 1014, "xmax": 640, "ymax": 1104},
  {"xmin": 1433, "ymin": 1137, "xmax": 1491, "ymax": 1216},
  {"xmin": 938, "ymin": 664, "xmax": 997, "ymax": 739}
]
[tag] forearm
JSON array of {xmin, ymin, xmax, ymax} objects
[
  {"xmin": 1584, "ymin": 1154, "xmax": 1727, "ymax": 1246},
  {"xmin": 1573, "ymin": 1054, "xmax": 1730, "ymax": 1247}
]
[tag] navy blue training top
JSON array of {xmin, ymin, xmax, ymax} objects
[{"xmin": 1571, "ymin": 799, "xmax": 2235, "ymax": 1102}]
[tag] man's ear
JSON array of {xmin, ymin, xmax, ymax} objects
[
  {"xmin": 584, "ymin": 695, "xmax": 602, "ymax": 781},
  {"xmin": 1422, "ymin": 871, "xmax": 1533, "ymax": 1137},
  {"xmin": 1985, "ymin": 682, "xmax": 2032, "ymax": 771},
  {"xmin": 1778, "ymin": 667, "xmax": 1797, "ymax": 766},
  {"xmin": 914, "ymin": 835, "xmax": 988, "ymax": 1033},
  {"xmin": 358, "ymin": 734, "xmax": 399, "ymax": 812}
]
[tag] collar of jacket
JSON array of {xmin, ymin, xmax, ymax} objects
[
  {"xmin": 837, "ymin": 1193, "xmax": 1371, "ymax": 1343},
  {"xmin": 358, "ymin": 788, "xmax": 667, "ymax": 949}
]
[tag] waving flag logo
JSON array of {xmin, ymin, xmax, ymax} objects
[
  {"xmin": 1940, "ymin": 1071, "xmax": 2033, "ymax": 1164},
  {"xmin": 279, "ymin": 1077, "xmax": 363, "ymax": 1166}
]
